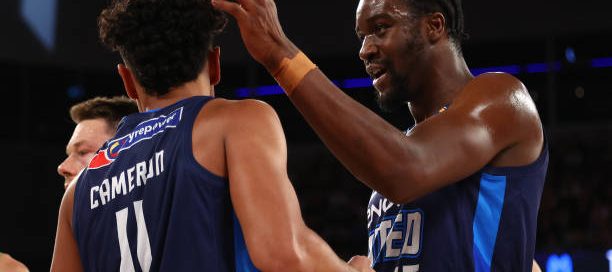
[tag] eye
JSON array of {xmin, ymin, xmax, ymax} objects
[
  {"xmin": 77, "ymin": 149, "xmax": 94, "ymax": 157},
  {"xmin": 374, "ymin": 23, "xmax": 389, "ymax": 36}
]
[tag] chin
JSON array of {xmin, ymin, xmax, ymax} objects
[{"xmin": 377, "ymin": 91, "xmax": 404, "ymax": 112}]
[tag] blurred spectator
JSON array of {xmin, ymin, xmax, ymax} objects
[{"xmin": 536, "ymin": 126, "xmax": 611, "ymax": 250}]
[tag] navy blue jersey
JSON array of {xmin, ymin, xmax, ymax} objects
[
  {"xmin": 73, "ymin": 96, "xmax": 258, "ymax": 271},
  {"xmin": 367, "ymin": 138, "xmax": 548, "ymax": 271}
]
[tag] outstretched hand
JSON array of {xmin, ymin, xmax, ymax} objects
[{"xmin": 212, "ymin": 0, "xmax": 299, "ymax": 72}]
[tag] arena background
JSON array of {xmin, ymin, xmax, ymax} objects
[{"xmin": 0, "ymin": 0, "xmax": 610, "ymax": 271}]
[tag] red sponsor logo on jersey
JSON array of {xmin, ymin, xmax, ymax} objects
[
  {"xmin": 87, "ymin": 107, "xmax": 183, "ymax": 170},
  {"xmin": 88, "ymin": 149, "xmax": 112, "ymax": 169},
  {"xmin": 88, "ymin": 140, "xmax": 125, "ymax": 169}
]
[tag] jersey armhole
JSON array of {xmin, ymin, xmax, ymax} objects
[{"xmin": 181, "ymin": 96, "xmax": 228, "ymax": 184}]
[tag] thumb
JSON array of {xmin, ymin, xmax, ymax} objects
[
  {"xmin": 348, "ymin": 255, "xmax": 373, "ymax": 270},
  {"xmin": 211, "ymin": 0, "xmax": 247, "ymax": 21}
]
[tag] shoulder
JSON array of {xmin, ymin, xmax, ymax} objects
[
  {"xmin": 472, "ymin": 72, "xmax": 524, "ymax": 86},
  {"xmin": 201, "ymin": 98, "xmax": 281, "ymax": 129},
  {"xmin": 461, "ymin": 72, "xmax": 528, "ymax": 101},
  {"xmin": 192, "ymin": 98, "xmax": 284, "ymax": 157},
  {"xmin": 454, "ymin": 72, "xmax": 538, "ymax": 118},
  {"xmin": 454, "ymin": 72, "xmax": 543, "ymax": 160},
  {"xmin": 210, "ymin": 98, "xmax": 277, "ymax": 115}
]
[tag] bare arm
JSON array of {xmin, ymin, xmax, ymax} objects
[
  {"xmin": 283, "ymin": 72, "xmax": 539, "ymax": 203},
  {"xmin": 222, "ymin": 100, "xmax": 371, "ymax": 272},
  {"xmin": 50, "ymin": 178, "xmax": 83, "ymax": 272},
  {"xmin": 213, "ymin": 0, "xmax": 542, "ymax": 203}
]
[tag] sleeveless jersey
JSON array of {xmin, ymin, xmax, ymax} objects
[
  {"xmin": 367, "ymin": 137, "xmax": 548, "ymax": 272},
  {"xmin": 72, "ymin": 96, "xmax": 258, "ymax": 272}
]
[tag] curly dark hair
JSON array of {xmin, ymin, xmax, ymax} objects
[
  {"xmin": 70, "ymin": 96, "xmax": 139, "ymax": 131},
  {"xmin": 98, "ymin": 0, "xmax": 227, "ymax": 96},
  {"xmin": 405, "ymin": 0, "xmax": 467, "ymax": 53}
]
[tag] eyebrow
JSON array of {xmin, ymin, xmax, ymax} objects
[{"xmin": 356, "ymin": 13, "xmax": 395, "ymax": 34}]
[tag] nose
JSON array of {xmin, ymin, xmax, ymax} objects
[
  {"xmin": 359, "ymin": 35, "xmax": 378, "ymax": 62},
  {"xmin": 57, "ymin": 157, "xmax": 76, "ymax": 184}
]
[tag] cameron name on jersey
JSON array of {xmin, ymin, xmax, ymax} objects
[{"xmin": 90, "ymin": 150, "xmax": 165, "ymax": 209}]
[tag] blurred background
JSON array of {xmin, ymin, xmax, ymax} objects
[{"xmin": 0, "ymin": 0, "xmax": 610, "ymax": 271}]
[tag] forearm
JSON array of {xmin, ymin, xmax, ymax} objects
[
  {"xmin": 211, "ymin": 0, "xmax": 421, "ymax": 200},
  {"xmin": 254, "ymin": 224, "xmax": 360, "ymax": 272},
  {"xmin": 288, "ymin": 68, "xmax": 418, "ymax": 197},
  {"xmin": 298, "ymin": 227, "xmax": 360, "ymax": 272}
]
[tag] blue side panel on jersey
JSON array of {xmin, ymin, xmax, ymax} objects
[
  {"xmin": 473, "ymin": 173, "xmax": 507, "ymax": 272},
  {"xmin": 233, "ymin": 212, "xmax": 259, "ymax": 272}
]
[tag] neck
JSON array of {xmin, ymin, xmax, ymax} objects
[
  {"xmin": 137, "ymin": 74, "xmax": 213, "ymax": 112},
  {"xmin": 409, "ymin": 52, "xmax": 473, "ymax": 123}
]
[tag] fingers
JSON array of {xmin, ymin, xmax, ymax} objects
[{"xmin": 211, "ymin": 0, "xmax": 247, "ymax": 21}]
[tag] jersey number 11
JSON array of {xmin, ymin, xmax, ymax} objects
[{"xmin": 115, "ymin": 200, "xmax": 152, "ymax": 272}]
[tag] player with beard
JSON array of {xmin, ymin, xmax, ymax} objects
[{"xmin": 213, "ymin": 0, "xmax": 548, "ymax": 271}]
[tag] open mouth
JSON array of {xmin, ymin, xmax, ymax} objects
[
  {"xmin": 366, "ymin": 64, "xmax": 389, "ymax": 90},
  {"xmin": 369, "ymin": 68, "xmax": 388, "ymax": 89},
  {"xmin": 367, "ymin": 65, "xmax": 387, "ymax": 81}
]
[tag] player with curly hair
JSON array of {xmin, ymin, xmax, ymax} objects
[{"xmin": 50, "ymin": 0, "xmax": 373, "ymax": 271}]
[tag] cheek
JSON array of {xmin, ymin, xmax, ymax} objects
[
  {"xmin": 381, "ymin": 43, "xmax": 407, "ymax": 70},
  {"xmin": 79, "ymin": 152, "xmax": 97, "ymax": 168}
]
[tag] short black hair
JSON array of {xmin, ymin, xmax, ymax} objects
[
  {"xmin": 70, "ymin": 96, "xmax": 138, "ymax": 131},
  {"xmin": 405, "ymin": 0, "xmax": 467, "ymax": 51},
  {"xmin": 98, "ymin": 0, "xmax": 227, "ymax": 96}
]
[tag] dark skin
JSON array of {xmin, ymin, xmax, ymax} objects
[{"xmin": 212, "ymin": 0, "xmax": 544, "ymax": 205}]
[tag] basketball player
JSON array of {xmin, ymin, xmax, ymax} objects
[
  {"xmin": 58, "ymin": 96, "xmax": 138, "ymax": 189},
  {"xmin": 51, "ymin": 0, "xmax": 372, "ymax": 271},
  {"xmin": 213, "ymin": 0, "xmax": 548, "ymax": 271}
]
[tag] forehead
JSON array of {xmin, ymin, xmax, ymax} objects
[
  {"xmin": 356, "ymin": 0, "xmax": 410, "ymax": 21},
  {"xmin": 67, "ymin": 118, "xmax": 113, "ymax": 150}
]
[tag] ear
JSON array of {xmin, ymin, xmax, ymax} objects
[
  {"xmin": 425, "ymin": 12, "xmax": 446, "ymax": 43},
  {"xmin": 208, "ymin": 47, "xmax": 221, "ymax": 86},
  {"xmin": 117, "ymin": 64, "xmax": 139, "ymax": 100}
]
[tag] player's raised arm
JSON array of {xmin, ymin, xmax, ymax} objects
[
  {"xmin": 213, "ymin": 0, "xmax": 542, "ymax": 203},
  {"xmin": 212, "ymin": 0, "xmax": 410, "ymax": 201},
  {"xmin": 222, "ymin": 100, "xmax": 372, "ymax": 272}
]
